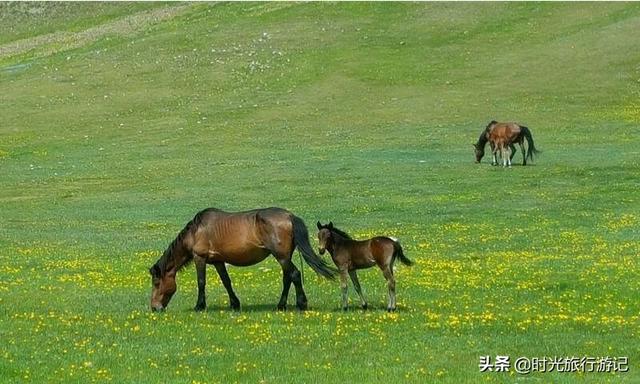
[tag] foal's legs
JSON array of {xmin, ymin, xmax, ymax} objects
[
  {"xmin": 504, "ymin": 145, "xmax": 512, "ymax": 167},
  {"xmin": 490, "ymin": 142, "xmax": 498, "ymax": 166},
  {"xmin": 213, "ymin": 262, "xmax": 240, "ymax": 310},
  {"xmin": 348, "ymin": 270, "xmax": 368, "ymax": 310},
  {"xmin": 276, "ymin": 258, "xmax": 308, "ymax": 311},
  {"xmin": 339, "ymin": 269, "xmax": 349, "ymax": 311},
  {"xmin": 194, "ymin": 255, "xmax": 207, "ymax": 311},
  {"xmin": 380, "ymin": 265, "xmax": 396, "ymax": 312}
]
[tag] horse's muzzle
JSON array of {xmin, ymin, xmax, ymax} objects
[
  {"xmin": 151, "ymin": 304, "xmax": 165, "ymax": 312},
  {"xmin": 318, "ymin": 248, "xmax": 325, "ymax": 255}
]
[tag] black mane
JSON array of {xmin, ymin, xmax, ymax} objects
[
  {"xmin": 151, "ymin": 208, "xmax": 215, "ymax": 276},
  {"xmin": 476, "ymin": 130, "xmax": 488, "ymax": 148},
  {"xmin": 475, "ymin": 120, "xmax": 497, "ymax": 148},
  {"xmin": 328, "ymin": 225, "xmax": 353, "ymax": 240},
  {"xmin": 486, "ymin": 120, "xmax": 498, "ymax": 129}
]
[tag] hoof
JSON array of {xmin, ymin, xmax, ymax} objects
[
  {"xmin": 362, "ymin": 303, "xmax": 368, "ymax": 310},
  {"xmin": 296, "ymin": 300, "xmax": 308, "ymax": 311},
  {"xmin": 277, "ymin": 304, "xmax": 286, "ymax": 311},
  {"xmin": 342, "ymin": 306, "xmax": 348, "ymax": 312},
  {"xmin": 387, "ymin": 307, "xmax": 396, "ymax": 313},
  {"xmin": 194, "ymin": 305, "xmax": 206, "ymax": 312},
  {"xmin": 230, "ymin": 298, "xmax": 241, "ymax": 311}
]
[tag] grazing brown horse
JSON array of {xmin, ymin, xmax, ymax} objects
[
  {"xmin": 149, "ymin": 207, "xmax": 337, "ymax": 312},
  {"xmin": 473, "ymin": 120, "xmax": 539, "ymax": 166},
  {"xmin": 316, "ymin": 222, "xmax": 413, "ymax": 312}
]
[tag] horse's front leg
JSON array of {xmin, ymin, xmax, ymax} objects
[
  {"xmin": 213, "ymin": 262, "xmax": 240, "ymax": 310},
  {"xmin": 194, "ymin": 255, "xmax": 207, "ymax": 311},
  {"xmin": 339, "ymin": 269, "xmax": 349, "ymax": 311},
  {"xmin": 348, "ymin": 270, "xmax": 367, "ymax": 310}
]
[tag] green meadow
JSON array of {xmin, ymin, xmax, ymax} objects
[{"xmin": 1, "ymin": 2, "xmax": 639, "ymax": 383}]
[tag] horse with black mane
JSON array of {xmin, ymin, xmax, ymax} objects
[
  {"xmin": 149, "ymin": 207, "xmax": 337, "ymax": 312},
  {"xmin": 473, "ymin": 120, "xmax": 540, "ymax": 166},
  {"xmin": 316, "ymin": 221, "xmax": 413, "ymax": 312}
]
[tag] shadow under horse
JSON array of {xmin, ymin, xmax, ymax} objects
[
  {"xmin": 149, "ymin": 207, "xmax": 337, "ymax": 312},
  {"xmin": 474, "ymin": 120, "xmax": 540, "ymax": 166},
  {"xmin": 316, "ymin": 221, "xmax": 413, "ymax": 312}
]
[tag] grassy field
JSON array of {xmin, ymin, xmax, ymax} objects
[{"xmin": 1, "ymin": 2, "xmax": 639, "ymax": 383}]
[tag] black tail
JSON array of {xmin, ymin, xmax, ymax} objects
[
  {"xmin": 292, "ymin": 215, "xmax": 337, "ymax": 280},
  {"xmin": 392, "ymin": 239, "xmax": 413, "ymax": 266},
  {"xmin": 521, "ymin": 126, "xmax": 540, "ymax": 162}
]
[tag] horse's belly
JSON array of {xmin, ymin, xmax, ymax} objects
[{"xmin": 206, "ymin": 247, "xmax": 271, "ymax": 267}]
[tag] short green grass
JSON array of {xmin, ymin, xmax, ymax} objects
[{"xmin": 1, "ymin": 2, "xmax": 639, "ymax": 383}]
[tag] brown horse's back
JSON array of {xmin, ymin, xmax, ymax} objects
[
  {"xmin": 338, "ymin": 236, "xmax": 396, "ymax": 270},
  {"xmin": 188, "ymin": 208, "xmax": 294, "ymax": 266},
  {"xmin": 488, "ymin": 122, "xmax": 522, "ymax": 145}
]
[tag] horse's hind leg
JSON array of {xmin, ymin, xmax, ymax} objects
[
  {"xmin": 290, "ymin": 261, "xmax": 308, "ymax": 310},
  {"xmin": 510, "ymin": 143, "xmax": 516, "ymax": 161},
  {"xmin": 348, "ymin": 270, "xmax": 367, "ymax": 310},
  {"xmin": 213, "ymin": 262, "xmax": 240, "ymax": 310},
  {"xmin": 519, "ymin": 141, "xmax": 526, "ymax": 165},
  {"xmin": 276, "ymin": 258, "xmax": 307, "ymax": 311},
  {"xmin": 381, "ymin": 266, "xmax": 396, "ymax": 312}
]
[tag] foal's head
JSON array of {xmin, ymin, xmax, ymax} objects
[
  {"xmin": 149, "ymin": 263, "xmax": 177, "ymax": 312},
  {"xmin": 316, "ymin": 221, "xmax": 354, "ymax": 255},
  {"xmin": 316, "ymin": 221, "xmax": 334, "ymax": 255}
]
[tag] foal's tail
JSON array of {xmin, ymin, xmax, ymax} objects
[
  {"xmin": 391, "ymin": 239, "xmax": 413, "ymax": 266},
  {"xmin": 521, "ymin": 126, "xmax": 540, "ymax": 162},
  {"xmin": 291, "ymin": 215, "xmax": 337, "ymax": 280}
]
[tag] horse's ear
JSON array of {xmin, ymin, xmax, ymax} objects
[
  {"xmin": 328, "ymin": 221, "xmax": 334, "ymax": 229},
  {"xmin": 316, "ymin": 221, "xmax": 322, "ymax": 230}
]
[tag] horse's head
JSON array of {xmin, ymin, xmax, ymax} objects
[
  {"xmin": 149, "ymin": 264, "xmax": 177, "ymax": 312},
  {"xmin": 316, "ymin": 221, "xmax": 334, "ymax": 255},
  {"xmin": 473, "ymin": 143, "xmax": 484, "ymax": 163}
]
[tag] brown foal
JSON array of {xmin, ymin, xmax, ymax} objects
[{"xmin": 316, "ymin": 222, "xmax": 413, "ymax": 312}]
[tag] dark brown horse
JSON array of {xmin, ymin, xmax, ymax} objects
[
  {"xmin": 149, "ymin": 207, "xmax": 336, "ymax": 312},
  {"xmin": 316, "ymin": 222, "xmax": 413, "ymax": 312},
  {"xmin": 473, "ymin": 120, "xmax": 539, "ymax": 166}
]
